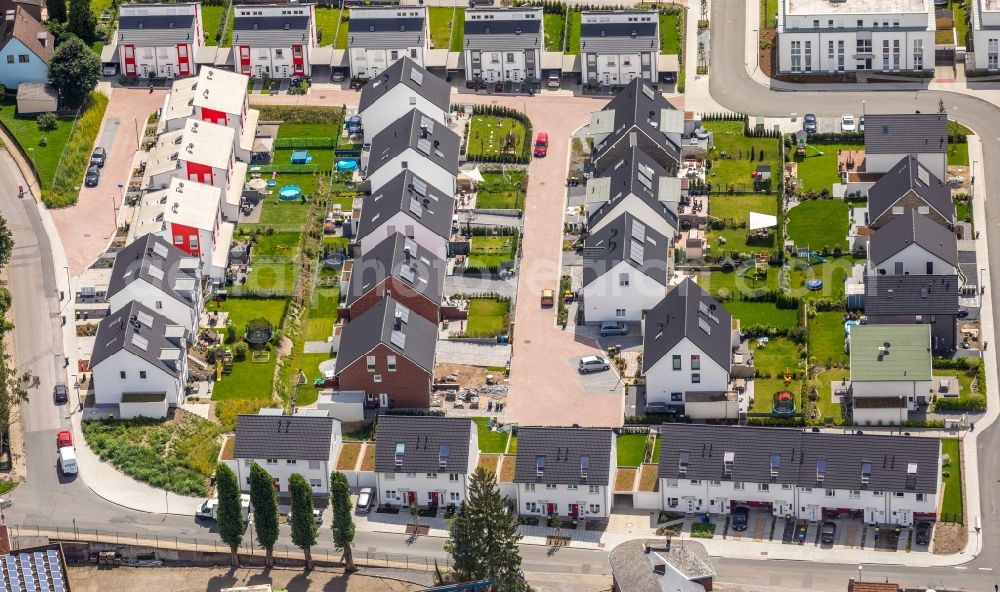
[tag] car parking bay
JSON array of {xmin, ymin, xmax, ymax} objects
[{"xmin": 571, "ymin": 355, "xmax": 623, "ymax": 394}]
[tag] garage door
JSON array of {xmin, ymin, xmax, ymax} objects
[{"xmin": 613, "ymin": 494, "xmax": 634, "ymax": 510}]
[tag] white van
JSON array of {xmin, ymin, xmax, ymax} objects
[{"xmin": 59, "ymin": 447, "xmax": 78, "ymax": 475}]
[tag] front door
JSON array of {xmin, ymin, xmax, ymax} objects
[
  {"xmin": 430, "ymin": 492, "xmax": 439, "ymax": 506},
  {"xmin": 569, "ymin": 504, "xmax": 579, "ymax": 518},
  {"xmin": 546, "ymin": 503, "xmax": 556, "ymax": 515},
  {"xmin": 379, "ymin": 393, "xmax": 389, "ymax": 408},
  {"xmin": 407, "ymin": 491, "xmax": 416, "ymax": 505}
]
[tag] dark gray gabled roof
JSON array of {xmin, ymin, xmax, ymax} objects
[
  {"xmin": 359, "ymin": 57, "xmax": 451, "ymax": 113},
  {"xmin": 583, "ymin": 212, "xmax": 669, "ymax": 287},
  {"xmin": 334, "ymin": 295, "xmax": 437, "ymax": 374},
  {"xmin": 868, "ymin": 155, "xmax": 953, "ymax": 222},
  {"xmin": 107, "ymin": 233, "xmax": 199, "ymax": 309},
  {"xmin": 232, "ymin": 16, "xmax": 311, "ymax": 46},
  {"xmin": 234, "ymin": 414, "xmax": 335, "ymax": 461},
  {"xmin": 642, "ymin": 278, "xmax": 731, "ymax": 373},
  {"xmin": 864, "ymin": 274, "xmax": 960, "ymax": 315},
  {"xmin": 869, "ymin": 209, "xmax": 958, "ymax": 267},
  {"xmin": 367, "ymin": 108, "xmax": 460, "ymax": 179},
  {"xmin": 118, "ymin": 14, "xmax": 197, "ymax": 45},
  {"xmin": 374, "ymin": 415, "xmax": 473, "ymax": 474},
  {"xmin": 346, "ymin": 232, "xmax": 445, "ymax": 307},
  {"xmin": 356, "ymin": 169, "xmax": 455, "ymax": 241},
  {"xmin": 90, "ymin": 301, "xmax": 185, "ymax": 377},
  {"xmin": 514, "ymin": 427, "xmax": 614, "ymax": 485},
  {"xmin": 464, "ymin": 8, "xmax": 543, "ymax": 50},
  {"xmin": 348, "ymin": 9, "xmax": 425, "ymax": 49},
  {"xmin": 863, "ymin": 114, "xmax": 948, "ymax": 155},
  {"xmin": 594, "ymin": 79, "xmax": 681, "ymax": 168},
  {"xmin": 580, "ymin": 19, "xmax": 658, "ymax": 53},
  {"xmin": 589, "ymin": 146, "xmax": 679, "ymax": 231},
  {"xmin": 658, "ymin": 424, "xmax": 939, "ymax": 493}
]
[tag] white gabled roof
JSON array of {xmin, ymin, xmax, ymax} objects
[
  {"xmin": 162, "ymin": 76, "xmax": 198, "ymax": 124},
  {"xmin": 193, "ymin": 67, "xmax": 249, "ymax": 116},
  {"xmin": 180, "ymin": 118, "xmax": 235, "ymax": 170},
  {"xmin": 162, "ymin": 178, "xmax": 221, "ymax": 231}
]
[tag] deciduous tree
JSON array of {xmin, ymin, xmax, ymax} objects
[{"xmin": 48, "ymin": 36, "xmax": 100, "ymax": 109}]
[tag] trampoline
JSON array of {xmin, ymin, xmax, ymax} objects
[
  {"xmin": 279, "ymin": 185, "xmax": 302, "ymax": 200},
  {"xmin": 772, "ymin": 391, "xmax": 796, "ymax": 415},
  {"xmin": 336, "ymin": 159, "xmax": 358, "ymax": 172},
  {"xmin": 806, "ymin": 279, "xmax": 823, "ymax": 290}
]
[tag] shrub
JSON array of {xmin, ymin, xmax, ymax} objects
[
  {"xmin": 44, "ymin": 92, "xmax": 109, "ymax": 208},
  {"xmin": 36, "ymin": 112, "xmax": 59, "ymax": 132},
  {"xmin": 38, "ymin": 136, "xmax": 47, "ymax": 147},
  {"xmin": 233, "ymin": 342, "xmax": 248, "ymax": 361}
]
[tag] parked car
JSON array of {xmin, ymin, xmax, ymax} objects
[
  {"xmin": 821, "ymin": 521, "xmax": 837, "ymax": 544},
  {"xmin": 547, "ymin": 74, "xmax": 561, "ymax": 88},
  {"xmin": 731, "ymin": 506, "xmax": 749, "ymax": 531},
  {"xmin": 53, "ymin": 384, "xmax": 68, "ymax": 404},
  {"xmin": 541, "ymin": 289, "xmax": 555, "ymax": 307},
  {"xmin": 803, "ymin": 113, "xmax": 817, "ymax": 133},
  {"xmin": 915, "ymin": 521, "xmax": 932, "ymax": 545},
  {"xmin": 599, "ymin": 321, "xmax": 628, "ymax": 337},
  {"xmin": 289, "ymin": 508, "xmax": 323, "ymax": 525},
  {"xmin": 859, "ymin": 115, "xmax": 865, "ymax": 132},
  {"xmin": 578, "ymin": 355, "xmax": 610, "ymax": 374},
  {"xmin": 84, "ymin": 165, "xmax": 100, "ymax": 187},
  {"xmin": 331, "ymin": 71, "xmax": 346, "ymax": 82},
  {"xmin": 90, "ymin": 147, "xmax": 107, "ymax": 168},
  {"xmin": 957, "ymin": 307, "xmax": 969, "ymax": 318},
  {"xmin": 56, "ymin": 430, "xmax": 73, "ymax": 450},
  {"xmin": 840, "ymin": 114, "xmax": 857, "ymax": 132},
  {"xmin": 196, "ymin": 494, "xmax": 250, "ymax": 521},
  {"xmin": 58, "ymin": 446, "xmax": 78, "ymax": 475},
  {"xmin": 356, "ymin": 487, "xmax": 376, "ymax": 513},
  {"xmin": 661, "ymin": 72, "xmax": 677, "ymax": 83},
  {"xmin": 534, "ymin": 132, "xmax": 549, "ymax": 157}
]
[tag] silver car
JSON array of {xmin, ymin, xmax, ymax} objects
[
  {"xmin": 356, "ymin": 487, "xmax": 375, "ymax": 513},
  {"xmin": 600, "ymin": 321, "xmax": 628, "ymax": 337},
  {"xmin": 578, "ymin": 355, "xmax": 611, "ymax": 374}
]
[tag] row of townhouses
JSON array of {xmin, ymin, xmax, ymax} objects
[{"xmin": 217, "ymin": 413, "xmax": 940, "ymax": 526}]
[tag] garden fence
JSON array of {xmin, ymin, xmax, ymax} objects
[
  {"xmin": 274, "ymin": 137, "xmax": 338, "ymax": 149},
  {"xmin": 0, "ymin": 119, "xmax": 41, "ymax": 188}
]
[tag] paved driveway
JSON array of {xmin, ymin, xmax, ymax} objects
[{"xmin": 52, "ymin": 87, "xmax": 167, "ymax": 275}]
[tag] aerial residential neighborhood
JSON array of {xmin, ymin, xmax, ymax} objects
[{"xmin": 0, "ymin": 0, "xmax": 997, "ymax": 590}]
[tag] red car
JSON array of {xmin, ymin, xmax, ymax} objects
[
  {"xmin": 533, "ymin": 132, "xmax": 549, "ymax": 157},
  {"xmin": 57, "ymin": 430, "xmax": 73, "ymax": 449}
]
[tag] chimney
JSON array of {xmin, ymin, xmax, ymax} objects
[{"xmin": 394, "ymin": 312, "xmax": 403, "ymax": 330}]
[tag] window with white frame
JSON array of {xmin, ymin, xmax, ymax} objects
[
  {"xmin": 913, "ymin": 39, "xmax": 923, "ymax": 70},
  {"xmin": 616, "ymin": 308, "xmax": 626, "ymax": 317},
  {"xmin": 689, "ymin": 479, "xmax": 701, "ymax": 485},
  {"xmin": 837, "ymin": 40, "xmax": 845, "ymax": 71},
  {"xmin": 734, "ymin": 482, "xmax": 744, "ymax": 490},
  {"xmin": 991, "ymin": 39, "xmax": 999, "ymax": 69},
  {"xmin": 450, "ymin": 492, "xmax": 460, "ymax": 501},
  {"xmin": 525, "ymin": 502, "xmax": 538, "ymax": 512},
  {"xmin": 589, "ymin": 485, "xmax": 600, "ymax": 494},
  {"xmin": 387, "ymin": 356, "xmax": 397, "ymax": 372},
  {"xmin": 287, "ymin": 459, "xmax": 296, "ymax": 465},
  {"xmin": 851, "ymin": 490, "xmax": 861, "ymax": 498},
  {"xmin": 790, "ymin": 41, "xmax": 801, "ymax": 72},
  {"xmin": 892, "ymin": 39, "xmax": 900, "ymax": 70},
  {"xmin": 373, "ymin": 374, "xmax": 382, "ymax": 383},
  {"xmin": 673, "ymin": 355, "xmax": 682, "ymax": 370},
  {"xmin": 825, "ymin": 489, "xmax": 835, "ymax": 497},
  {"xmin": 266, "ymin": 459, "xmax": 278, "ymax": 465},
  {"xmin": 709, "ymin": 480, "xmax": 721, "ymax": 486},
  {"xmin": 568, "ymin": 484, "xmax": 578, "ymax": 491},
  {"xmin": 427, "ymin": 473, "xmax": 437, "ymax": 479},
  {"xmin": 546, "ymin": 484, "xmax": 557, "ymax": 490},
  {"xmin": 916, "ymin": 493, "xmax": 925, "ymax": 501},
  {"xmin": 781, "ymin": 484, "xmax": 793, "ymax": 490},
  {"xmin": 367, "ymin": 356, "xmax": 376, "ymax": 372},
  {"xmin": 874, "ymin": 491, "xmax": 884, "ymax": 497},
  {"xmin": 525, "ymin": 483, "xmax": 535, "ymax": 491},
  {"xmin": 310, "ymin": 479, "xmax": 321, "ymax": 488},
  {"xmin": 894, "ymin": 492, "xmax": 905, "ymax": 498},
  {"xmin": 804, "ymin": 40, "xmax": 812, "ymax": 72},
  {"xmin": 450, "ymin": 474, "xmax": 460, "ymax": 481},
  {"xmin": 667, "ymin": 497, "xmax": 678, "ymax": 508},
  {"xmin": 758, "ymin": 483, "xmax": 769, "ymax": 492},
  {"xmin": 619, "ymin": 273, "xmax": 629, "ymax": 287},
  {"xmin": 589, "ymin": 504, "xmax": 601, "ymax": 514}
]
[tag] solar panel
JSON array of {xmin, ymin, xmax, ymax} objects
[
  {"xmin": 628, "ymin": 240, "xmax": 644, "ymax": 265},
  {"xmin": 131, "ymin": 333, "xmax": 150, "ymax": 351},
  {"xmin": 404, "ymin": 237, "xmax": 418, "ymax": 254},
  {"xmin": 411, "ymin": 176, "xmax": 427, "ymax": 197},
  {"xmin": 419, "ymin": 115, "xmax": 435, "ymax": 134},
  {"xmin": 147, "ymin": 264, "xmax": 164, "ymax": 281},
  {"xmin": 408, "ymin": 197, "xmax": 423, "ymax": 218},
  {"xmin": 390, "ymin": 330, "xmax": 406, "ymax": 349},
  {"xmin": 152, "ymin": 242, "xmax": 169, "ymax": 258},
  {"xmin": 917, "ymin": 166, "xmax": 930, "ymax": 186},
  {"xmin": 399, "ymin": 263, "xmax": 415, "ymax": 283},
  {"xmin": 409, "ymin": 68, "xmax": 424, "ymax": 86},
  {"xmin": 396, "ymin": 304, "xmax": 410, "ymax": 323},
  {"xmin": 698, "ymin": 318, "xmax": 711, "ymax": 335},
  {"xmin": 136, "ymin": 310, "xmax": 154, "ymax": 327},
  {"xmin": 631, "ymin": 220, "xmax": 646, "ymax": 242},
  {"xmin": 416, "ymin": 138, "xmax": 432, "ymax": 155},
  {"xmin": 642, "ymin": 83, "xmax": 655, "ymax": 100}
]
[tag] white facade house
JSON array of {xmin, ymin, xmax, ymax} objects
[
  {"xmin": 106, "ymin": 233, "xmax": 202, "ymax": 341},
  {"xmin": 364, "ymin": 108, "xmax": 459, "ymax": 195},
  {"xmin": 357, "ymin": 57, "xmax": 451, "ymax": 146},
  {"xmin": 776, "ymin": 0, "xmax": 933, "ymax": 74},
  {"xmin": 514, "ymin": 427, "xmax": 615, "ymax": 519},
  {"xmin": 115, "ymin": 3, "xmax": 203, "ymax": 78},
  {"xmin": 862, "ymin": 113, "xmax": 948, "ymax": 180},
  {"xmin": 356, "ymin": 170, "xmax": 455, "ymax": 260},
  {"xmin": 233, "ymin": 3, "xmax": 317, "ymax": 78},
  {"xmin": 579, "ymin": 11, "xmax": 659, "ymax": 86},
  {"xmin": 374, "ymin": 416, "xmax": 478, "ymax": 508},
  {"xmin": 642, "ymin": 279, "xmax": 742, "ymax": 418},
  {"xmin": 867, "ymin": 210, "xmax": 958, "ymax": 277},
  {"xmin": 589, "ymin": 79, "xmax": 682, "ymax": 172},
  {"xmin": 89, "ymin": 301, "xmax": 188, "ymax": 419},
  {"xmin": 658, "ymin": 424, "xmax": 940, "ymax": 526},
  {"xmin": 585, "ymin": 146, "xmax": 680, "ymax": 241},
  {"xmin": 347, "ymin": 6, "xmax": 427, "ymax": 79},
  {"xmin": 849, "ymin": 324, "xmax": 933, "ymax": 424},
  {"xmin": 159, "ymin": 67, "xmax": 258, "ymax": 162},
  {"xmin": 971, "ymin": 0, "xmax": 1000, "ymax": 71},
  {"xmin": 582, "ymin": 212, "xmax": 669, "ymax": 323},
  {"xmin": 463, "ymin": 7, "xmax": 543, "ymax": 83},
  {"xmin": 225, "ymin": 409, "xmax": 342, "ymax": 497}
]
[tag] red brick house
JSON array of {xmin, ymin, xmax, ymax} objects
[
  {"xmin": 334, "ymin": 296, "xmax": 437, "ymax": 409},
  {"xmin": 344, "ymin": 232, "xmax": 445, "ymax": 324}
]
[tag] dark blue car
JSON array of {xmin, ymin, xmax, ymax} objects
[{"xmin": 803, "ymin": 113, "xmax": 817, "ymax": 133}]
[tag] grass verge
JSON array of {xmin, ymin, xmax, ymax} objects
[{"xmin": 44, "ymin": 92, "xmax": 110, "ymax": 208}]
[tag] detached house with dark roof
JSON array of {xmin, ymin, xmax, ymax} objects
[
  {"xmin": 849, "ymin": 324, "xmax": 932, "ymax": 425},
  {"xmin": 585, "ymin": 145, "xmax": 680, "ymax": 241},
  {"xmin": 463, "ymin": 7, "xmax": 543, "ymax": 83},
  {"xmin": 348, "ymin": 6, "xmax": 427, "ymax": 80},
  {"xmin": 582, "ymin": 212, "xmax": 669, "ymax": 323},
  {"xmin": 864, "ymin": 274, "xmax": 959, "ymax": 353},
  {"xmin": 356, "ymin": 169, "xmax": 455, "ymax": 260},
  {"xmin": 358, "ymin": 58, "xmax": 451, "ymax": 146},
  {"xmin": 658, "ymin": 424, "xmax": 940, "ymax": 525},
  {"xmin": 0, "ymin": 6, "xmax": 52, "ymax": 90},
  {"xmin": 374, "ymin": 415, "xmax": 477, "ymax": 508},
  {"xmin": 867, "ymin": 209, "xmax": 958, "ymax": 277},
  {"xmin": 334, "ymin": 295, "xmax": 437, "ymax": 409},
  {"xmin": 514, "ymin": 427, "xmax": 616, "ymax": 519},
  {"xmin": 115, "ymin": 2, "xmax": 203, "ymax": 78},
  {"xmin": 90, "ymin": 301, "xmax": 188, "ymax": 419},
  {"xmin": 233, "ymin": 3, "xmax": 317, "ymax": 79},
  {"xmin": 364, "ymin": 108, "xmax": 460, "ymax": 198},
  {"xmin": 345, "ymin": 232, "xmax": 445, "ymax": 324},
  {"xmin": 642, "ymin": 279, "xmax": 743, "ymax": 418},
  {"xmin": 862, "ymin": 113, "xmax": 948, "ymax": 180},
  {"xmin": 107, "ymin": 233, "xmax": 202, "ymax": 341},
  {"xmin": 866, "ymin": 154, "xmax": 954, "ymax": 229},
  {"xmin": 579, "ymin": 10, "xmax": 659, "ymax": 86},
  {"xmin": 223, "ymin": 409, "xmax": 341, "ymax": 496},
  {"xmin": 590, "ymin": 79, "xmax": 682, "ymax": 172}
]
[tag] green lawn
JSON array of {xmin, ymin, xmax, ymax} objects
[
  {"xmin": 468, "ymin": 234, "xmax": 517, "ymax": 270},
  {"xmin": 940, "ymin": 438, "xmax": 963, "ymax": 519},
  {"xmin": 707, "ymin": 226, "xmax": 776, "ymax": 258},
  {"xmin": 704, "ymin": 121, "xmax": 781, "ymax": 191},
  {"xmin": 473, "ymin": 417, "xmax": 509, "ymax": 454},
  {"xmin": 724, "ymin": 301, "xmax": 798, "ymax": 330},
  {"xmin": 476, "ymin": 171, "xmax": 526, "ymax": 210},
  {"xmin": 211, "ymin": 356, "xmax": 276, "ymax": 400},
  {"xmin": 788, "ymin": 258, "xmax": 850, "ymax": 301},
  {"xmin": 793, "ymin": 142, "xmax": 862, "ymax": 192},
  {"xmin": 952, "ymin": 0, "xmax": 969, "ymax": 47},
  {"xmin": 257, "ymin": 198, "xmax": 314, "ymax": 229},
  {"xmin": 429, "ymin": 7, "xmax": 456, "ymax": 49},
  {"xmin": 202, "ymin": 5, "xmax": 233, "ymax": 46},
  {"xmin": 466, "ymin": 298, "xmax": 510, "ymax": 337},
  {"xmin": 298, "ymin": 353, "xmax": 334, "ymax": 406},
  {"xmin": 948, "ymin": 142, "xmax": 969, "ymax": 166},
  {"xmin": 752, "ymin": 337, "xmax": 804, "ymax": 414},
  {"xmin": 617, "ymin": 434, "xmax": 652, "ymax": 467},
  {"xmin": 209, "ymin": 298, "xmax": 287, "ymax": 337},
  {"xmin": 813, "ymin": 368, "xmax": 848, "ymax": 423},
  {"xmin": 246, "ymin": 232, "xmax": 300, "ymax": 291},
  {"xmin": 934, "ymin": 367, "xmax": 979, "ymax": 409},
  {"xmin": 304, "ymin": 287, "xmax": 340, "ymax": 341},
  {"xmin": 277, "ymin": 123, "xmax": 343, "ymax": 139},
  {"xmin": 702, "ymin": 268, "xmax": 780, "ymax": 297},
  {"xmin": 0, "ymin": 98, "xmax": 74, "ymax": 190},
  {"xmin": 785, "ymin": 200, "xmax": 849, "ymax": 251},
  {"xmin": 659, "ymin": 11, "xmax": 683, "ymax": 54},
  {"xmin": 760, "ymin": 0, "xmax": 777, "ymax": 28},
  {"xmin": 450, "ymin": 8, "xmax": 466, "ymax": 52},
  {"xmin": 710, "ymin": 194, "xmax": 777, "ymax": 224},
  {"xmin": 466, "ymin": 115, "xmax": 529, "ymax": 160},
  {"xmin": 544, "ymin": 12, "xmax": 566, "ymax": 52},
  {"xmin": 566, "ymin": 10, "xmax": 581, "ymax": 53},
  {"xmin": 955, "ymin": 199, "xmax": 971, "ymax": 223},
  {"xmin": 809, "ymin": 311, "xmax": 848, "ymax": 366},
  {"xmin": 273, "ymin": 148, "xmax": 335, "ymax": 171},
  {"xmin": 315, "ymin": 7, "xmax": 346, "ymax": 48}
]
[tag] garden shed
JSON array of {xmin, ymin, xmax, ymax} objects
[{"xmin": 16, "ymin": 82, "xmax": 57, "ymax": 115}]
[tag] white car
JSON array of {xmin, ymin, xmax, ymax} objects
[
  {"xmin": 578, "ymin": 355, "xmax": 611, "ymax": 374},
  {"xmin": 840, "ymin": 114, "xmax": 857, "ymax": 132}
]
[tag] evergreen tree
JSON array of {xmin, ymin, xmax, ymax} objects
[
  {"xmin": 330, "ymin": 471, "xmax": 357, "ymax": 572},
  {"xmin": 248, "ymin": 463, "xmax": 279, "ymax": 567},
  {"xmin": 215, "ymin": 463, "xmax": 244, "ymax": 568},
  {"xmin": 67, "ymin": 0, "xmax": 96, "ymax": 43},
  {"xmin": 47, "ymin": 0, "xmax": 67, "ymax": 23},
  {"xmin": 288, "ymin": 473, "xmax": 318, "ymax": 570},
  {"xmin": 445, "ymin": 467, "xmax": 524, "ymax": 591}
]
